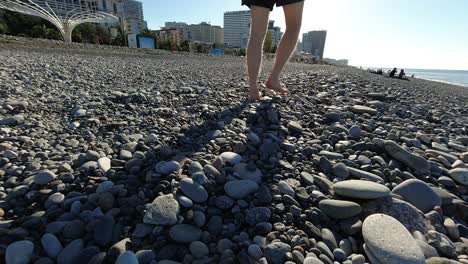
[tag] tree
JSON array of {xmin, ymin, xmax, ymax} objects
[
  {"xmin": 96, "ymin": 26, "xmax": 111, "ymax": 45},
  {"xmin": 30, "ymin": 25, "xmax": 47, "ymax": 38},
  {"xmin": 180, "ymin": 40, "xmax": 190, "ymax": 52},
  {"xmin": 263, "ymin": 31, "xmax": 273, "ymax": 53},
  {"xmin": 0, "ymin": 22, "xmax": 8, "ymax": 34},
  {"xmin": 271, "ymin": 45, "xmax": 277, "ymax": 54},
  {"xmin": 73, "ymin": 23, "xmax": 97, "ymax": 43},
  {"xmin": 111, "ymin": 27, "xmax": 126, "ymax": 46}
]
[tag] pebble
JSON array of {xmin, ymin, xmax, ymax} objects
[
  {"xmin": 333, "ymin": 180, "xmax": 390, "ymax": 199},
  {"xmin": 220, "ymin": 152, "xmax": 242, "ymax": 164},
  {"xmin": 169, "ymin": 224, "xmax": 202, "ymax": 243},
  {"xmin": 264, "ymin": 242, "xmax": 291, "ymax": 264},
  {"xmin": 363, "ymin": 214, "xmax": 425, "ymax": 264},
  {"xmin": 189, "ymin": 241, "xmax": 209, "ymax": 258},
  {"xmin": 5, "ymin": 240, "xmax": 34, "ymax": 264},
  {"xmin": 116, "ymin": 251, "xmax": 139, "ymax": 264},
  {"xmin": 143, "ymin": 194, "xmax": 180, "ymax": 225},
  {"xmin": 34, "ymin": 170, "xmax": 57, "ymax": 185},
  {"xmin": 392, "ymin": 179, "xmax": 442, "ymax": 213},
  {"xmin": 57, "ymin": 239, "xmax": 84, "ymax": 264},
  {"xmin": 97, "ymin": 157, "xmax": 111, "ymax": 172},
  {"xmin": 319, "ymin": 199, "xmax": 362, "ymax": 219},
  {"xmin": 278, "ymin": 180, "xmax": 295, "ymax": 196},
  {"xmin": 248, "ymin": 244, "xmax": 263, "ymax": 259},
  {"xmin": 245, "ymin": 207, "xmax": 271, "ymax": 226},
  {"xmin": 224, "ymin": 180, "xmax": 259, "ymax": 199},
  {"xmin": 179, "ymin": 178, "xmax": 208, "ymax": 203},
  {"xmin": 41, "ymin": 233, "xmax": 63, "ymax": 259},
  {"xmin": 449, "ymin": 168, "xmax": 468, "ymax": 185},
  {"xmin": 233, "ymin": 163, "xmax": 263, "ymax": 183}
]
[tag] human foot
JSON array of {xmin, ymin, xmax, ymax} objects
[
  {"xmin": 248, "ymin": 85, "xmax": 262, "ymax": 101},
  {"xmin": 265, "ymin": 79, "xmax": 289, "ymax": 94}
]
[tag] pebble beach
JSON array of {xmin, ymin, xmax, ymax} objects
[{"xmin": 0, "ymin": 36, "xmax": 467, "ymax": 264}]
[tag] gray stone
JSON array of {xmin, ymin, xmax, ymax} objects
[
  {"xmin": 224, "ymin": 180, "xmax": 259, "ymax": 199},
  {"xmin": 57, "ymin": 239, "xmax": 84, "ymax": 264},
  {"xmin": 189, "ymin": 241, "xmax": 209, "ymax": 258},
  {"xmin": 94, "ymin": 214, "xmax": 115, "ymax": 247},
  {"xmin": 333, "ymin": 180, "xmax": 390, "ymax": 199},
  {"xmin": 115, "ymin": 251, "xmax": 138, "ymax": 264},
  {"xmin": 136, "ymin": 250, "xmax": 155, "ymax": 264},
  {"xmin": 333, "ymin": 163, "xmax": 350, "ymax": 179},
  {"xmin": 363, "ymin": 214, "xmax": 425, "ymax": 264},
  {"xmin": 303, "ymin": 257, "xmax": 324, "ymax": 264},
  {"xmin": 233, "ymin": 163, "xmax": 262, "ymax": 183},
  {"xmin": 449, "ymin": 168, "xmax": 468, "ymax": 185},
  {"xmin": 384, "ymin": 141, "xmax": 430, "ymax": 175},
  {"xmin": 143, "ymin": 194, "xmax": 179, "ymax": 225},
  {"xmin": 179, "ymin": 178, "xmax": 208, "ymax": 203},
  {"xmin": 264, "ymin": 242, "xmax": 291, "ymax": 264},
  {"xmin": 248, "ymin": 244, "xmax": 263, "ymax": 260},
  {"xmin": 278, "ymin": 181, "xmax": 295, "ymax": 196},
  {"xmin": 220, "ymin": 152, "xmax": 242, "ymax": 165},
  {"xmin": 350, "ymin": 105, "xmax": 377, "ymax": 115},
  {"xmin": 288, "ymin": 121, "xmax": 303, "ymax": 133},
  {"xmin": 97, "ymin": 157, "xmax": 111, "ymax": 172},
  {"xmin": 41, "ymin": 233, "xmax": 63, "ymax": 259},
  {"xmin": 392, "ymin": 179, "xmax": 442, "ymax": 213},
  {"xmin": 169, "ymin": 224, "xmax": 202, "ymax": 243},
  {"xmin": 348, "ymin": 125, "xmax": 362, "ymax": 138},
  {"xmin": 319, "ymin": 199, "xmax": 362, "ymax": 219},
  {"xmin": 348, "ymin": 167, "xmax": 384, "ymax": 182},
  {"xmin": 245, "ymin": 207, "xmax": 271, "ymax": 226},
  {"xmin": 5, "ymin": 240, "xmax": 34, "ymax": 264},
  {"xmin": 34, "ymin": 170, "xmax": 57, "ymax": 185},
  {"xmin": 155, "ymin": 161, "xmax": 181, "ymax": 175},
  {"xmin": 415, "ymin": 239, "xmax": 439, "ymax": 259}
]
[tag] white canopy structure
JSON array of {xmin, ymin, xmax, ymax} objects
[{"xmin": 0, "ymin": 0, "xmax": 118, "ymax": 42}]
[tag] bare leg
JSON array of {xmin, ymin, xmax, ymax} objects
[
  {"xmin": 265, "ymin": 1, "xmax": 304, "ymax": 93},
  {"xmin": 246, "ymin": 5, "xmax": 270, "ymax": 101}
]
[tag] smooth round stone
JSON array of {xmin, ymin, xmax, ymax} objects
[
  {"xmin": 319, "ymin": 199, "xmax": 362, "ymax": 219},
  {"xmin": 264, "ymin": 242, "xmax": 291, "ymax": 264},
  {"xmin": 6, "ymin": 240, "xmax": 34, "ymax": 264},
  {"xmin": 348, "ymin": 125, "xmax": 362, "ymax": 138},
  {"xmin": 41, "ymin": 233, "xmax": 63, "ymax": 258},
  {"xmin": 224, "ymin": 180, "xmax": 259, "ymax": 199},
  {"xmin": 96, "ymin": 181, "xmax": 114, "ymax": 194},
  {"xmin": 333, "ymin": 163, "xmax": 350, "ymax": 179},
  {"xmin": 94, "ymin": 214, "xmax": 115, "ymax": 247},
  {"xmin": 177, "ymin": 195, "xmax": 193, "ymax": 208},
  {"xmin": 278, "ymin": 181, "xmax": 295, "ymax": 196},
  {"xmin": 233, "ymin": 163, "xmax": 262, "ymax": 183},
  {"xmin": 333, "ymin": 248, "xmax": 346, "ymax": 262},
  {"xmin": 303, "ymin": 257, "xmax": 324, "ymax": 264},
  {"xmin": 169, "ymin": 224, "xmax": 202, "ymax": 243},
  {"xmin": 136, "ymin": 250, "xmax": 156, "ymax": 264},
  {"xmin": 34, "ymin": 170, "xmax": 57, "ymax": 185},
  {"xmin": 179, "ymin": 178, "xmax": 208, "ymax": 203},
  {"xmin": 220, "ymin": 152, "xmax": 242, "ymax": 165},
  {"xmin": 437, "ymin": 176, "xmax": 455, "ymax": 187},
  {"xmin": 215, "ymin": 195, "xmax": 235, "ymax": 209},
  {"xmin": 333, "ymin": 180, "xmax": 390, "ymax": 199},
  {"xmin": 248, "ymin": 244, "xmax": 263, "ymax": 259},
  {"xmin": 449, "ymin": 168, "xmax": 468, "ymax": 185},
  {"xmin": 143, "ymin": 194, "xmax": 179, "ymax": 225},
  {"xmin": 155, "ymin": 161, "xmax": 181, "ymax": 175},
  {"xmin": 97, "ymin": 157, "xmax": 111, "ymax": 173},
  {"xmin": 116, "ymin": 251, "xmax": 138, "ymax": 264},
  {"xmin": 188, "ymin": 162, "xmax": 204, "ymax": 175},
  {"xmin": 57, "ymin": 239, "xmax": 84, "ymax": 264},
  {"xmin": 392, "ymin": 179, "xmax": 442, "ymax": 213},
  {"xmin": 189, "ymin": 241, "xmax": 209, "ymax": 258},
  {"xmin": 45, "ymin": 193, "xmax": 65, "ymax": 208},
  {"xmin": 363, "ymin": 214, "xmax": 425, "ymax": 264}
]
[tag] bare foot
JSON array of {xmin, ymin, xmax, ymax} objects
[
  {"xmin": 248, "ymin": 86, "xmax": 262, "ymax": 101},
  {"xmin": 265, "ymin": 79, "xmax": 289, "ymax": 94}
]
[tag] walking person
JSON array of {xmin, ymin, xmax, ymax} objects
[{"xmin": 242, "ymin": 0, "xmax": 305, "ymax": 101}]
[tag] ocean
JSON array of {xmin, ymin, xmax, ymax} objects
[
  {"xmin": 403, "ymin": 69, "xmax": 468, "ymax": 87},
  {"xmin": 381, "ymin": 69, "xmax": 468, "ymax": 87}
]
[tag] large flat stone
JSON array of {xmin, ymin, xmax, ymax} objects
[{"xmin": 333, "ymin": 180, "xmax": 390, "ymax": 199}]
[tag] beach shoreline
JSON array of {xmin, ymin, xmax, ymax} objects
[{"xmin": 0, "ymin": 36, "xmax": 467, "ymax": 263}]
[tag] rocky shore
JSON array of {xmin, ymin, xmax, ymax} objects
[{"xmin": 0, "ymin": 36, "xmax": 467, "ymax": 264}]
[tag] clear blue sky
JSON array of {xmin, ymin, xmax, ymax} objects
[{"xmin": 141, "ymin": 0, "xmax": 468, "ymax": 70}]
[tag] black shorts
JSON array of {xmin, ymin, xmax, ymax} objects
[{"xmin": 242, "ymin": 0, "xmax": 304, "ymax": 11}]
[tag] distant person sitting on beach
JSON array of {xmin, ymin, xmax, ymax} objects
[
  {"xmin": 398, "ymin": 69, "xmax": 406, "ymax": 79},
  {"xmin": 242, "ymin": 0, "xmax": 305, "ymax": 101},
  {"xmin": 389, "ymin": 67, "xmax": 397, "ymax": 78}
]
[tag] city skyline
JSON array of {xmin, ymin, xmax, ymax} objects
[{"xmin": 140, "ymin": 0, "xmax": 468, "ymax": 70}]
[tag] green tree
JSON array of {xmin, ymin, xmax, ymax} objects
[
  {"xmin": 0, "ymin": 22, "xmax": 8, "ymax": 34},
  {"xmin": 45, "ymin": 28, "xmax": 61, "ymax": 40},
  {"xmin": 271, "ymin": 45, "xmax": 277, "ymax": 54},
  {"xmin": 180, "ymin": 40, "xmax": 190, "ymax": 52},
  {"xmin": 263, "ymin": 31, "xmax": 273, "ymax": 53},
  {"xmin": 30, "ymin": 25, "xmax": 47, "ymax": 38},
  {"xmin": 96, "ymin": 26, "xmax": 111, "ymax": 45},
  {"xmin": 111, "ymin": 27, "xmax": 126, "ymax": 46},
  {"xmin": 73, "ymin": 23, "xmax": 97, "ymax": 43}
]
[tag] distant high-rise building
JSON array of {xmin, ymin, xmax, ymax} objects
[
  {"xmin": 301, "ymin": 30, "xmax": 327, "ymax": 60},
  {"xmin": 188, "ymin": 22, "xmax": 223, "ymax": 45},
  {"xmin": 224, "ymin": 10, "xmax": 251, "ymax": 48},
  {"xmin": 268, "ymin": 20, "xmax": 283, "ymax": 47},
  {"xmin": 95, "ymin": 0, "xmax": 147, "ymax": 35}
]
